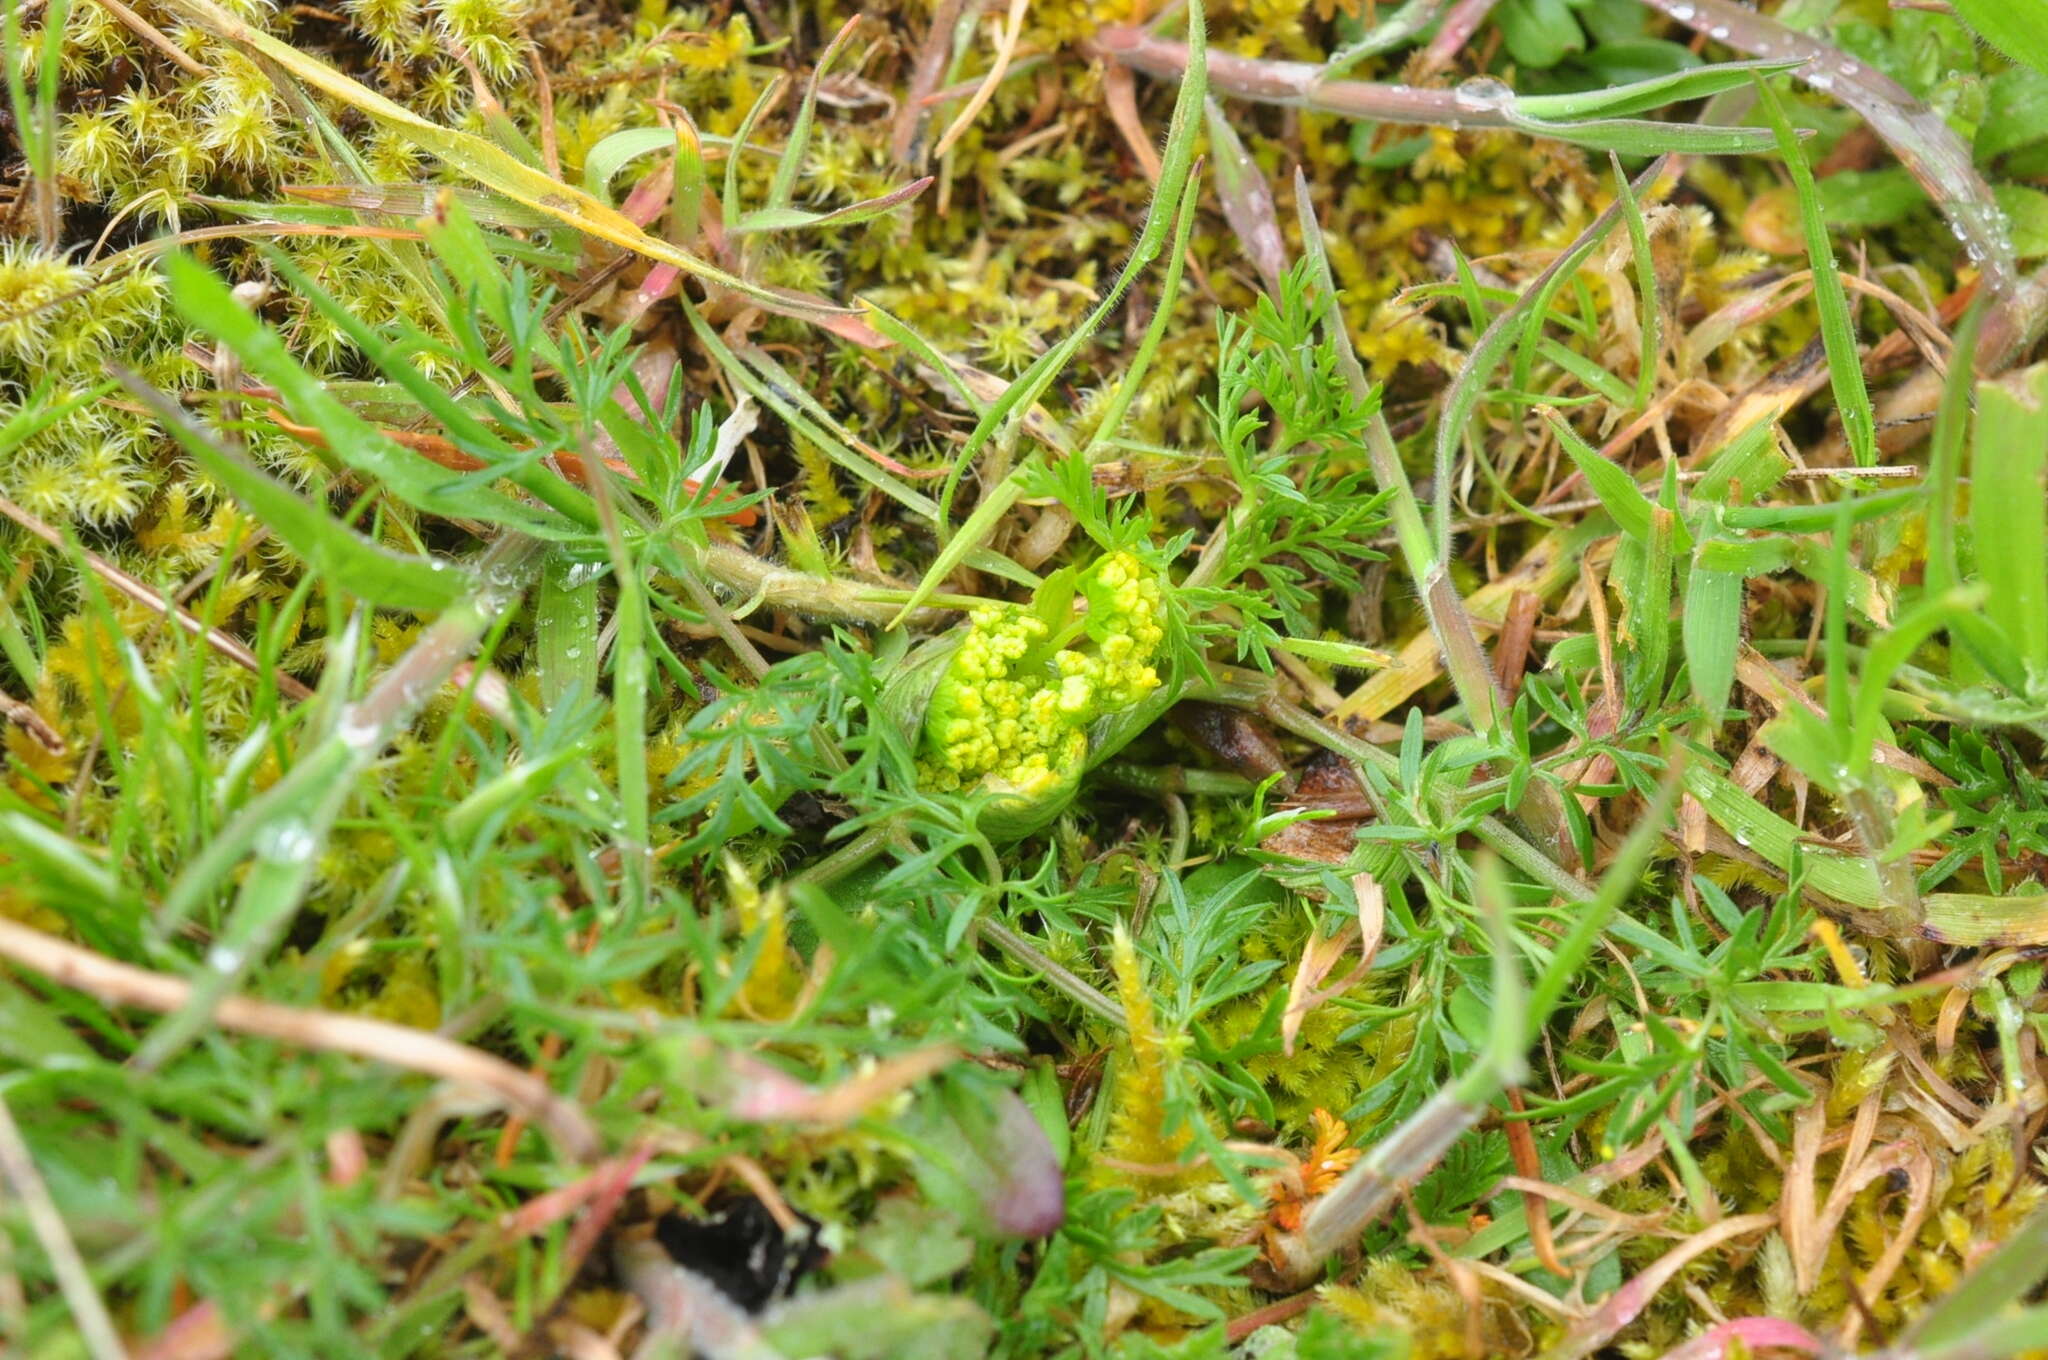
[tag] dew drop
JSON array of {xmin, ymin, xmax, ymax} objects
[
  {"xmin": 256, "ymin": 818, "xmax": 316, "ymax": 865},
  {"xmin": 207, "ymin": 944, "xmax": 243, "ymax": 972},
  {"xmin": 1670, "ymin": 2, "xmax": 1696, "ymax": 20},
  {"xmin": 1451, "ymin": 77, "xmax": 1513, "ymax": 113},
  {"xmin": 337, "ymin": 712, "xmax": 380, "ymax": 750}
]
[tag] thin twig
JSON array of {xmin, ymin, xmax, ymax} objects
[
  {"xmin": 0, "ymin": 916, "xmax": 602, "ymax": 1161},
  {"xmin": 0, "ymin": 492, "xmax": 315, "ymax": 701},
  {"xmin": 0, "ymin": 1093, "xmax": 127, "ymax": 1360},
  {"xmin": 88, "ymin": 0, "xmax": 206, "ymax": 74},
  {"xmin": 930, "ymin": 0, "xmax": 1030, "ymax": 160}
]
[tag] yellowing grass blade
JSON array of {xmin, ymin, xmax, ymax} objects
[{"xmin": 157, "ymin": 0, "xmax": 851, "ymax": 320}]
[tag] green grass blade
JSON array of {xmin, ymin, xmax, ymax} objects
[
  {"xmin": 1924, "ymin": 302, "xmax": 1982, "ymax": 598},
  {"xmin": 1970, "ymin": 367, "xmax": 2048, "ymax": 679},
  {"xmin": 115, "ymin": 373, "xmax": 471, "ymax": 614},
  {"xmin": 1515, "ymin": 58, "xmax": 1802, "ymax": 121},
  {"xmin": 1435, "ymin": 161, "xmax": 1661, "ymax": 562},
  {"xmin": 767, "ymin": 16, "xmax": 860, "ymax": 212},
  {"xmin": 1753, "ymin": 75, "xmax": 1877, "ymax": 466},
  {"xmin": 1611, "ymin": 154, "xmax": 1660, "ymax": 412},
  {"xmin": 888, "ymin": 0, "xmax": 1208, "ymax": 624},
  {"xmin": 164, "ymin": 252, "xmax": 581, "ymax": 535},
  {"xmin": 1682, "ymin": 566, "xmax": 1743, "ymax": 721}
]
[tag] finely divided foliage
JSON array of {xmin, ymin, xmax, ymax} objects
[{"xmin": 3, "ymin": 0, "xmax": 2048, "ymax": 1357}]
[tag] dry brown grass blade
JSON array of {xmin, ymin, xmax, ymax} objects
[
  {"xmin": 152, "ymin": 0, "xmax": 853, "ymax": 323},
  {"xmin": 86, "ymin": 0, "xmax": 204, "ymax": 74},
  {"xmin": 0, "ymin": 916, "xmax": 601, "ymax": 1161},
  {"xmin": 1492, "ymin": 1175, "xmax": 1672, "ymax": 1235},
  {"xmin": 1734, "ymin": 645, "xmax": 1950, "ymax": 785},
  {"xmin": 0, "ymin": 491, "xmax": 315, "ymax": 703},
  {"xmin": 1495, "ymin": 588, "xmax": 1543, "ymax": 702},
  {"xmin": 1334, "ymin": 526, "xmax": 1583, "ymax": 722},
  {"xmin": 931, "ymin": 0, "xmax": 1030, "ymax": 161},
  {"xmin": 1102, "ymin": 62, "xmax": 1163, "ymax": 185},
  {"xmin": 0, "ymin": 688, "xmax": 63, "ymax": 755},
  {"xmin": 1280, "ymin": 872, "xmax": 1383, "ymax": 1057},
  {"xmin": 1543, "ymin": 1212, "xmax": 1778, "ymax": 1360},
  {"xmin": 1840, "ymin": 1140, "xmax": 1935, "ymax": 1349},
  {"xmin": 1780, "ymin": 1088, "xmax": 1939, "ymax": 1300},
  {"xmin": 891, "ymin": 0, "xmax": 967, "ymax": 165},
  {"xmin": 1502, "ymin": 1091, "xmax": 1568, "ymax": 1278}
]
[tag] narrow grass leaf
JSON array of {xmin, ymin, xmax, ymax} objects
[
  {"xmin": 1611, "ymin": 154, "xmax": 1661, "ymax": 411},
  {"xmin": 1436, "ymin": 162, "xmax": 1661, "ymax": 561},
  {"xmin": 767, "ymin": 16, "xmax": 860, "ymax": 211},
  {"xmin": 164, "ymin": 252, "xmax": 576, "ymax": 534},
  {"xmin": 1515, "ymin": 58, "xmax": 1800, "ymax": 121},
  {"xmin": 154, "ymin": 0, "xmax": 846, "ymax": 320},
  {"xmin": 1753, "ymin": 75, "xmax": 1876, "ymax": 466},
  {"xmin": 890, "ymin": 0, "xmax": 1208, "ymax": 624},
  {"xmin": 1540, "ymin": 409, "xmax": 1653, "ymax": 542},
  {"xmin": 1969, "ymin": 367, "xmax": 2048, "ymax": 678},
  {"xmin": 116, "ymin": 373, "xmax": 470, "ymax": 614}
]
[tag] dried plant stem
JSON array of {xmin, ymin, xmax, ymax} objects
[
  {"xmin": 0, "ymin": 916, "xmax": 601, "ymax": 1160},
  {"xmin": 1641, "ymin": 0, "xmax": 2040, "ymax": 356},
  {"xmin": 1098, "ymin": 27, "xmax": 1523, "ymax": 128},
  {"xmin": 1265, "ymin": 1084, "xmax": 1489, "ymax": 1287},
  {"xmin": 0, "ymin": 492, "xmax": 316, "ymax": 702},
  {"xmin": 88, "ymin": 0, "xmax": 205, "ymax": 74},
  {"xmin": 0, "ymin": 1093, "xmax": 126, "ymax": 1360},
  {"xmin": 691, "ymin": 540, "xmax": 948, "ymax": 628}
]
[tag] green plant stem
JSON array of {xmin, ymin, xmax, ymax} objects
[
  {"xmin": 794, "ymin": 823, "xmax": 896, "ymax": 887},
  {"xmin": 1267, "ymin": 768, "xmax": 1677, "ymax": 1287},
  {"xmin": 682, "ymin": 540, "xmax": 951, "ymax": 627},
  {"xmin": 1096, "ymin": 763, "xmax": 1257, "ymax": 797},
  {"xmin": 978, "ymin": 919, "xmax": 1126, "ymax": 1030}
]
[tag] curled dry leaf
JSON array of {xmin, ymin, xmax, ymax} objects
[{"xmin": 1280, "ymin": 872, "xmax": 1385, "ymax": 1057}]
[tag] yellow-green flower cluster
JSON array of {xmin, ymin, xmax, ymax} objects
[{"xmin": 920, "ymin": 552, "xmax": 1165, "ymax": 802}]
